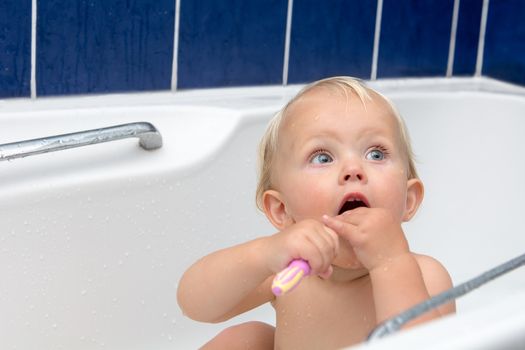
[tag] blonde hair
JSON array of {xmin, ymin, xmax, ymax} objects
[{"xmin": 255, "ymin": 76, "xmax": 418, "ymax": 211}]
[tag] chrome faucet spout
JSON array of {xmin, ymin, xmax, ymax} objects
[{"xmin": 0, "ymin": 122, "xmax": 162, "ymax": 162}]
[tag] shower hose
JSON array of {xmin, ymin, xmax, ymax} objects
[{"xmin": 367, "ymin": 251, "xmax": 525, "ymax": 340}]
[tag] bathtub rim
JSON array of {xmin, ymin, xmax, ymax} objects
[{"xmin": 1, "ymin": 77, "xmax": 524, "ymax": 113}]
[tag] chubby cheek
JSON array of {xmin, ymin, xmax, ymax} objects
[
  {"xmin": 285, "ymin": 177, "xmax": 333, "ymax": 221},
  {"xmin": 375, "ymin": 174, "xmax": 408, "ymax": 219}
]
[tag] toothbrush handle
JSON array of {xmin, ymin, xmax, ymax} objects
[{"xmin": 271, "ymin": 259, "xmax": 311, "ymax": 296}]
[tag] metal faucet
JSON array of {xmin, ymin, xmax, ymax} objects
[{"xmin": 0, "ymin": 122, "xmax": 162, "ymax": 161}]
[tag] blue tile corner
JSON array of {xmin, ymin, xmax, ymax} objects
[
  {"xmin": 288, "ymin": 0, "xmax": 377, "ymax": 84},
  {"xmin": 378, "ymin": 0, "xmax": 455, "ymax": 78},
  {"xmin": 177, "ymin": 0, "xmax": 288, "ymax": 89},
  {"xmin": 36, "ymin": 0, "xmax": 175, "ymax": 96},
  {"xmin": 0, "ymin": 0, "xmax": 31, "ymax": 98},
  {"xmin": 483, "ymin": 0, "xmax": 525, "ymax": 85},
  {"xmin": 453, "ymin": 0, "xmax": 483, "ymax": 76}
]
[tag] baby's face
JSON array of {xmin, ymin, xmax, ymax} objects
[{"xmin": 271, "ymin": 88, "xmax": 412, "ymax": 265}]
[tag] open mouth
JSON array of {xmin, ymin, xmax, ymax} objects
[{"xmin": 338, "ymin": 193, "xmax": 370, "ymax": 215}]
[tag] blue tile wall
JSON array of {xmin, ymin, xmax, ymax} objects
[
  {"xmin": 177, "ymin": 0, "xmax": 287, "ymax": 89},
  {"xmin": 37, "ymin": 0, "xmax": 174, "ymax": 96},
  {"xmin": 484, "ymin": 0, "xmax": 525, "ymax": 86},
  {"xmin": 1, "ymin": 0, "xmax": 525, "ymax": 98},
  {"xmin": 0, "ymin": 0, "xmax": 31, "ymax": 98},
  {"xmin": 377, "ymin": 0, "xmax": 455, "ymax": 78},
  {"xmin": 288, "ymin": 0, "xmax": 376, "ymax": 83},
  {"xmin": 453, "ymin": 0, "xmax": 483, "ymax": 75}
]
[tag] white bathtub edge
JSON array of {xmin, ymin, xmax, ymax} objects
[{"xmin": 347, "ymin": 290, "xmax": 525, "ymax": 350}]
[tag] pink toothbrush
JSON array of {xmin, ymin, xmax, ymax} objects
[{"xmin": 271, "ymin": 259, "xmax": 311, "ymax": 296}]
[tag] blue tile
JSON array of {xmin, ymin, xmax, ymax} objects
[
  {"xmin": 0, "ymin": 0, "xmax": 31, "ymax": 98},
  {"xmin": 453, "ymin": 0, "xmax": 483, "ymax": 76},
  {"xmin": 37, "ymin": 0, "xmax": 174, "ymax": 96},
  {"xmin": 288, "ymin": 0, "xmax": 376, "ymax": 83},
  {"xmin": 378, "ymin": 0, "xmax": 455, "ymax": 78},
  {"xmin": 178, "ymin": 0, "xmax": 287, "ymax": 89},
  {"xmin": 484, "ymin": 0, "xmax": 525, "ymax": 85}
]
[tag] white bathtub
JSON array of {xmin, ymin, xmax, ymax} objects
[{"xmin": 1, "ymin": 77, "xmax": 524, "ymax": 349}]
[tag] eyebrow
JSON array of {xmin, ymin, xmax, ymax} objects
[
  {"xmin": 294, "ymin": 132, "xmax": 341, "ymax": 152},
  {"xmin": 301, "ymin": 124, "xmax": 392, "ymax": 144}
]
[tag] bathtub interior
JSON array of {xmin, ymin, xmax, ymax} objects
[
  {"xmin": 0, "ymin": 95, "xmax": 283, "ymax": 349},
  {"xmin": 394, "ymin": 90, "xmax": 525, "ymax": 308},
  {"xmin": 1, "ymin": 78, "xmax": 525, "ymax": 349}
]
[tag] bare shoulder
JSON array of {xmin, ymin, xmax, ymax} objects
[
  {"xmin": 413, "ymin": 253, "xmax": 456, "ymax": 314},
  {"xmin": 413, "ymin": 253, "xmax": 452, "ymax": 292}
]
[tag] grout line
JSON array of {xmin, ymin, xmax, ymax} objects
[
  {"xmin": 171, "ymin": 0, "xmax": 181, "ymax": 91},
  {"xmin": 475, "ymin": 0, "xmax": 490, "ymax": 77},
  {"xmin": 446, "ymin": 0, "xmax": 460, "ymax": 77},
  {"xmin": 282, "ymin": 0, "xmax": 293, "ymax": 86},
  {"xmin": 370, "ymin": 0, "xmax": 383, "ymax": 80},
  {"xmin": 30, "ymin": 0, "xmax": 37, "ymax": 98}
]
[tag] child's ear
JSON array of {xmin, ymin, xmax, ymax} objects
[
  {"xmin": 403, "ymin": 178, "xmax": 424, "ymax": 221},
  {"xmin": 262, "ymin": 189, "xmax": 294, "ymax": 230}
]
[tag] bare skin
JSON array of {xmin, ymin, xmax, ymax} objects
[{"xmin": 178, "ymin": 87, "xmax": 455, "ymax": 349}]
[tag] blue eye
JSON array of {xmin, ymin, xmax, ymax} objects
[
  {"xmin": 311, "ymin": 152, "xmax": 333, "ymax": 164},
  {"xmin": 366, "ymin": 149, "xmax": 385, "ymax": 161}
]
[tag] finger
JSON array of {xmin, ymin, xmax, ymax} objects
[
  {"xmin": 337, "ymin": 207, "xmax": 367, "ymax": 224},
  {"xmin": 316, "ymin": 225, "xmax": 339, "ymax": 256},
  {"xmin": 322, "ymin": 215, "xmax": 357, "ymax": 242},
  {"xmin": 299, "ymin": 240, "xmax": 324, "ymax": 272},
  {"xmin": 318, "ymin": 264, "xmax": 333, "ymax": 280},
  {"xmin": 305, "ymin": 233, "xmax": 331, "ymax": 274},
  {"xmin": 302, "ymin": 226, "xmax": 339, "ymax": 275},
  {"xmin": 323, "ymin": 226, "xmax": 340, "ymax": 256}
]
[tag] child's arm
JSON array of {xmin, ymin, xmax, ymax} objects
[
  {"xmin": 323, "ymin": 208, "xmax": 454, "ymax": 327},
  {"xmin": 177, "ymin": 237, "xmax": 275, "ymax": 323},
  {"xmin": 367, "ymin": 252, "xmax": 455, "ymax": 326},
  {"xmin": 177, "ymin": 219, "xmax": 339, "ymax": 323}
]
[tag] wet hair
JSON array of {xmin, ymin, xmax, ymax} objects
[{"xmin": 255, "ymin": 76, "xmax": 418, "ymax": 211}]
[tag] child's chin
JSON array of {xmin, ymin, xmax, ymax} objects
[
  {"xmin": 333, "ymin": 245, "xmax": 362, "ymax": 269},
  {"xmin": 333, "ymin": 254, "xmax": 363, "ymax": 270},
  {"xmin": 330, "ymin": 260, "xmax": 368, "ymax": 283}
]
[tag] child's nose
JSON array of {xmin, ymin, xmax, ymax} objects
[{"xmin": 340, "ymin": 160, "xmax": 367, "ymax": 184}]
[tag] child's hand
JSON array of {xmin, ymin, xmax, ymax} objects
[
  {"xmin": 322, "ymin": 208, "xmax": 410, "ymax": 272},
  {"xmin": 267, "ymin": 219, "xmax": 339, "ymax": 279}
]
